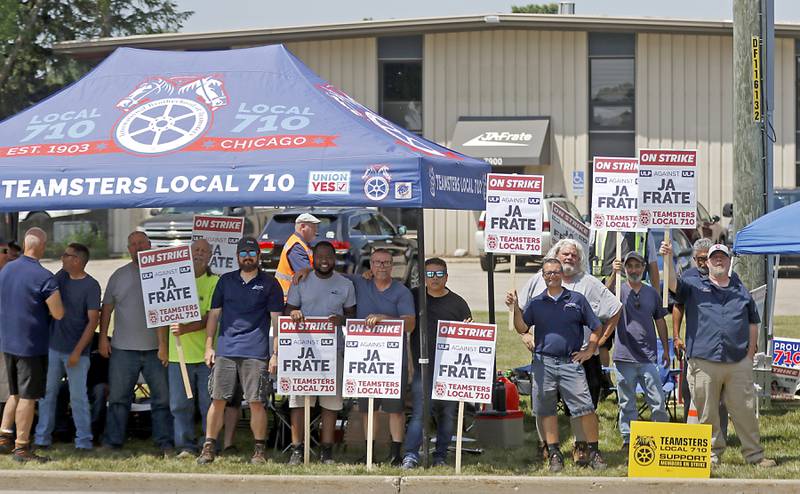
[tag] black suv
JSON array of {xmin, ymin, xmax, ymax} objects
[{"xmin": 258, "ymin": 208, "xmax": 419, "ymax": 287}]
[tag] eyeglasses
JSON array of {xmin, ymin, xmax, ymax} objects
[
  {"xmin": 542, "ymin": 271, "xmax": 562, "ymax": 277},
  {"xmin": 631, "ymin": 291, "xmax": 641, "ymax": 309},
  {"xmin": 238, "ymin": 250, "xmax": 259, "ymax": 258},
  {"xmin": 694, "ymin": 255, "xmax": 708, "ymax": 262},
  {"xmin": 61, "ymin": 252, "xmax": 77, "ymax": 259},
  {"xmin": 372, "ymin": 260, "xmax": 393, "ymax": 267},
  {"xmin": 426, "ymin": 270, "xmax": 446, "ymax": 279}
]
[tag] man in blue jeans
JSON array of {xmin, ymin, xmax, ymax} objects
[
  {"xmin": 402, "ymin": 258, "xmax": 471, "ymax": 469},
  {"xmin": 99, "ymin": 231, "xmax": 173, "ymax": 454},
  {"xmin": 602, "ymin": 251, "xmax": 670, "ymax": 456},
  {"xmin": 507, "ymin": 257, "xmax": 607, "ymax": 472},
  {"xmin": 34, "ymin": 243, "xmax": 101, "ymax": 451}
]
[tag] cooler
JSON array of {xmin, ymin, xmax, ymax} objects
[{"xmin": 474, "ymin": 410, "xmax": 524, "ymax": 448}]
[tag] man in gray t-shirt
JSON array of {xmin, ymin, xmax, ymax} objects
[
  {"xmin": 283, "ymin": 241, "xmax": 356, "ymax": 465},
  {"xmin": 99, "ymin": 232, "xmax": 173, "ymax": 451}
]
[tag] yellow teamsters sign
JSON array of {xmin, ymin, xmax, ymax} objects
[{"xmin": 628, "ymin": 421, "xmax": 712, "ymax": 478}]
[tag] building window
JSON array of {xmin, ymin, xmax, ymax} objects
[
  {"xmin": 378, "ymin": 36, "xmax": 423, "ymax": 231},
  {"xmin": 588, "ymin": 33, "xmax": 635, "ymax": 159},
  {"xmin": 378, "ymin": 36, "xmax": 423, "ymax": 133}
]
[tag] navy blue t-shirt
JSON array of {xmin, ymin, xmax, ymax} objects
[
  {"xmin": 0, "ymin": 256, "xmax": 59, "ymax": 357},
  {"xmin": 522, "ymin": 288, "xmax": 601, "ymax": 357},
  {"xmin": 613, "ymin": 283, "xmax": 668, "ymax": 364},
  {"xmin": 49, "ymin": 270, "xmax": 101, "ymax": 356},
  {"xmin": 211, "ymin": 270, "xmax": 284, "ymax": 359}
]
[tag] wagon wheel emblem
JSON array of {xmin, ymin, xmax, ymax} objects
[
  {"xmin": 633, "ymin": 440, "xmax": 656, "ymax": 466},
  {"xmin": 115, "ymin": 97, "xmax": 210, "ymax": 154},
  {"xmin": 364, "ymin": 176, "xmax": 389, "ymax": 201}
]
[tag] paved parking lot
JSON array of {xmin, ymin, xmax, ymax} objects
[{"xmin": 41, "ymin": 257, "xmax": 800, "ymax": 317}]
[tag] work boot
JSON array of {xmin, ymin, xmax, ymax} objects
[
  {"xmin": 386, "ymin": 441, "xmax": 403, "ymax": 466},
  {"xmin": 572, "ymin": 441, "xmax": 589, "ymax": 467},
  {"xmin": 548, "ymin": 451, "xmax": 564, "ymax": 473},
  {"xmin": 753, "ymin": 457, "xmax": 777, "ymax": 468},
  {"xmin": 196, "ymin": 440, "xmax": 216, "ymax": 465},
  {"xmin": 0, "ymin": 433, "xmax": 13, "ymax": 455},
  {"xmin": 250, "ymin": 442, "xmax": 267, "ymax": 464},
  {"xmin": 319, "ymin": 443, "xmax": 334, "ymax": 465},
  {"xmin": 589, "ymin": 450, "xmax": 608, "ymax": 470},
  {"xmin": 12, "ymin": 446, "xmax": 49, "ymax": 463},
  {"xmin": 288, "ymin": 443, "xmax": 303, "ymax": 466}
]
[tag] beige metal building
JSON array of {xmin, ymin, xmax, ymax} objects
[{"xmin": 56, "ymin": 13, "xmax": 800, "ymax": 256}]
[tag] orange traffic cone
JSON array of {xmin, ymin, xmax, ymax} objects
[{"xmin": 686, "ymin": 399, "xmax": 700, "ymax": 424}]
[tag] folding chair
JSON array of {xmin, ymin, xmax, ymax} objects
[{"xmin": 635, "ymin": 339, "xmax": 679, "ymax": 421}]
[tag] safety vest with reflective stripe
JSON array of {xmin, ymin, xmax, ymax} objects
[
  {"xmin": 276, "ymin": 233, "xmax": 313, "ymax": 295},
  {"xmin": 591, "ymin": 230, "xmax": 647, "ymax": 278}
]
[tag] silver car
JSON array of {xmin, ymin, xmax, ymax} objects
[{"xmin": 476, "ymin": 196, "xmax": 584, "ymax": 271}]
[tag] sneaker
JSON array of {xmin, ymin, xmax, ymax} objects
[
  {"xmin": 196, "ymin": 441, "xmax": 216, "ymax": 465},
  {"xmin": 12, "ymin": 446, "xmax": 49, "ymax": 463},
  {"xmin": 319, "ymin": 444, "xmax": 334, "ymax": 465},
  {"xmin": 250, "ymin": 443, "xmax": 267, "ymax": 465},
  {"xmin": 431, "ymin": 458, "xmax": 447, "ymax": 468},
  {"xmin": 0, "ymin": 434, "xmax": 14, "ymax": 455},
  {"xmin": 752, "ymin": 457, "xmax": 777, "ymax": 468},
  {"xmin": 572, "ymin": 441, "xmax": 589, "ymax": 467},
  {"xmin": 176, "ymin": 449, "xmax": 195, "ymax": 459},
  {"xmin": 548, "ymin": 451, "xmax": 564, "ymax": 473},
  {"xmin": 288, "ymin": 444, "xmax": 303, "ymax": 466},
  {"xmin": 589, "ymin": 450, "xmax": 607, "ymax": 470},
  {"xmin": 400, "ymin": 455, "xmax": 418, "ymax": 470}
]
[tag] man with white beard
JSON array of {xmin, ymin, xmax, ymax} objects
[{"xmin": 517, "ymin": 239, "xmax": 621, "ymax": 466}]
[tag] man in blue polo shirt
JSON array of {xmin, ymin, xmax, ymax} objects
[
  {"xmin": 507, "ymin": 257, "xmax": 606, "ymax": 472},
  {"xmin": 198, "ymin": 237, "xmax": 284, "ymax": 465},
  {"xmin": 0, "ymin": 227, "xmax": 64, "ymax": 462},
  {"xmin": 663, "ymin": 242, "xmax": 775, "ymax": 468}
]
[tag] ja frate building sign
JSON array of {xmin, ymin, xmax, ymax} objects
[
  {"xmin": 628, "ymin": 421, "xmax": 712, "ymax": 478},
  {"xmin": 484, "ymin": 173, "xmax": 544, "ymax": 255},
  {"xmin": 432, "ymin": 321, "xmax": 497, "ymax": 404},
  {"xmin": 590, "ymin": 157, "xmax": 643, "ymax": 231},
  {"xmin": 138, "ymin": 245, "xmax": 200, "ymax": 328},
  {"xmin": 276, "ymin": 316, "xmax": 338, "ymax": 396},
  {"xmin": 191, "ymin": 215, "xmax": 244, "ymax": 275},
  {"xmin": 637, "ymin": 149, "xmax": 697, "ymax": 229}
]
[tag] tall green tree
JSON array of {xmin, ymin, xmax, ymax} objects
[
  {"xmin": 0, "ymin": 0, "xmax": 192, "ymax": 120},
  {"xmin": 511, "ymin": 3, "xmax": 559, "ymax": 14}
]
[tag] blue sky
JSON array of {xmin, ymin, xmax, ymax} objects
[{"xmin": 174, "ymin": 0, "xmax": 800, "ymax": 33}]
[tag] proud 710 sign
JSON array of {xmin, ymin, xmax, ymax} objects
[
  {"xmin": 637, "ymin": 149, "xmax": 697, "ymax": 228},
  {"xmin": 484, "ymin": 173, "xmax": 544, "ymax": 255}
]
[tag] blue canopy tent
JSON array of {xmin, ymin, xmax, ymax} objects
[
  {"xmin": 734, "ymin": 201, "xmax": 800, "ymax": 254},
  {"xmin": 0, "ymin": 45, "xmax": 490, "ymax": 464}
]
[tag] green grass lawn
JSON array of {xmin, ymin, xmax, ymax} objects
[{"xmin": 3, "ymin": 314, "xmax": 800, "ymax": 478}]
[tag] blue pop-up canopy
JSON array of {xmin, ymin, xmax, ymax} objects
[
  {"xmin": 734, "ymin": 201, "xmax": 800, "ymax": 254},
  {"xmin": 0, "ymin": 45, "xmax": 488, "ymax": 212}
]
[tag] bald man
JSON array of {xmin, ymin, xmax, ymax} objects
[
  {"xmin": 0, "ymin": 228, "xmax": 64, "ymax": 462},
  {"xmin": 158, "ymin": 239, "xmax": 220, "ymax": 457}
]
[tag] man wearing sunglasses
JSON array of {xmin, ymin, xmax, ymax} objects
[
  {"xmin": 401, "ymin": 258, "xmax": 471, "ymax": 469},
  {"xmin": 603, "ymin": 251, "xmax": 669, "ymax": 457},
  {"xmin": 199, "ymin": 237, "xmax": 284, "ymax": 465}
]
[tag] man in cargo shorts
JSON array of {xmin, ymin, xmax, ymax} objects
[
  {"xmin": 284, "ymin": 241, "xmax": 356, "ymax": 464},
  {"xmin": 197, "ymin": 237, "xmax": 284, "ymax": 465}
]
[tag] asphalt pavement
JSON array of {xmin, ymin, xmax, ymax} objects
[{"xmin": 40, "ymin": 257, "xmax": 800, "ymax": 317}]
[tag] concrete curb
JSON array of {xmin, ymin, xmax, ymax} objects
[{"xmin": 0, "ymin": 471, "xmax": 797, "ymax": 493}]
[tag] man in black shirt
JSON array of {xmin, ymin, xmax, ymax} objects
[{"xmin": 401, "ymin": 258, "xmax": 471, "ymax": 469}]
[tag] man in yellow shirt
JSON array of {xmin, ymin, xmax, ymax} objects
[{"xmin": 159, "ymin": 239, "xmax": 219, "ymax": 458}]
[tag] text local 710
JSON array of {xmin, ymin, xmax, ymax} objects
[
  {"xmin": 191, "ymin": 214, "xmax": 244, "ymax": 275},
  {"xmin": 276, "ymin": 316, "xmax": 337, "ymax": 396},
  {"xmin": 637, "ymin": 149, "xmax": 698, "ymax": 228},
  {"xmin": 432, "ymin": 321, "xmax": 497, "ymax": 404},
  {"xmin": 484, "ymin": 173, "xmax": 544, "ymax": 255},
  {"xmin": 138, "ymin": 245, "xmax": 201, "ymax": 328},
  {"xmin": 342, "ymin": 319, "xmax": 405, "ymax": 399}
]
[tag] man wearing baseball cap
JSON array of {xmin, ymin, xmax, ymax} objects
[
  {"xmin": 275, "ymin": 213, "xmax": 320, "ymax": 296},
  {"xmin": 604, "ymin": 251, "xmax": 670, "ymax": 457},
  {"xmin": 663, "ymin": 242, "xmax": 776, "ymax": 468},
  {"xmin": 198, "ymin": 236, "xmax": 284, "ymax": 465}
]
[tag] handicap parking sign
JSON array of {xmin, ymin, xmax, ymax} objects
[{"xmin": 572, "ymin": 171, "xmax": 585, "ymax": 196}]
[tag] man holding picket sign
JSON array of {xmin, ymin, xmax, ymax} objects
[{"xmin": 282, "ymin": 241, "xmax": 356, "ymax": 465}]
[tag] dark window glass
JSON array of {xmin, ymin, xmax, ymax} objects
[
  {"xmin": 378, "ymin": 36, "xmax": 423, "ymax": 59},
  {"xmin": 588, "ymin": 33, "xmax": 635, "ymax": 57},
  {"xmin": 380, "ymin": 62, "xmax": 422, "ymax": 132},
  {"xmin": 588, "ymin": 132, "xmax": 635, "ymax": 159},
  {"xmin": 590, "ymin": 59, "xmax": 635, "ymax": 104},
  {"xmin": 263, "ymin": 215, "xmax": 338, "ymax": 241},
  {"xmin": 374, "ymin": 214, "xmax": 397, "ymax": 236}
]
